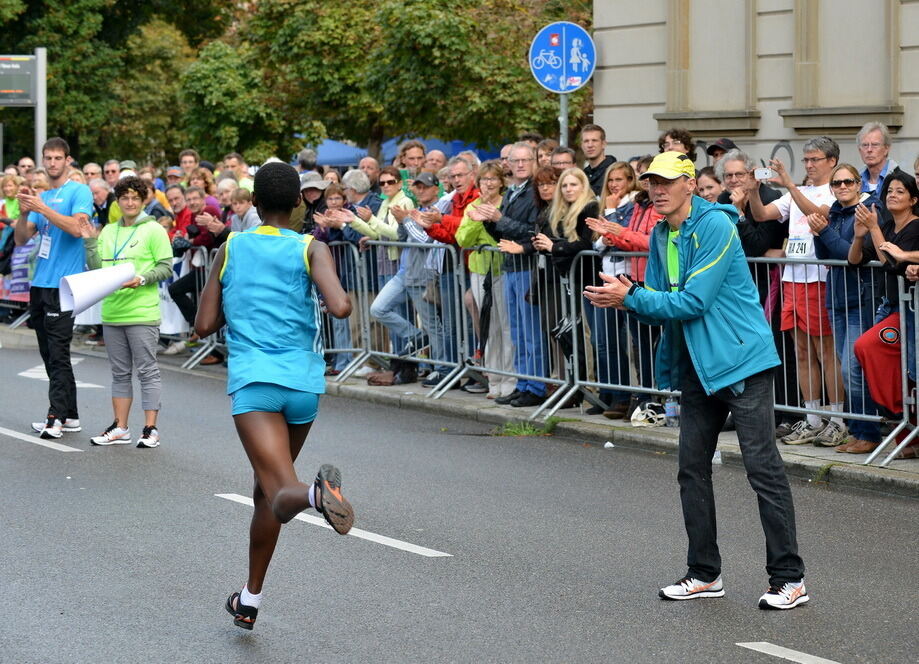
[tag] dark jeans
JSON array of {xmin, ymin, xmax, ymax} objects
[
  {"xmin": 29, "ymin": 286, "xmax": 78, "ymax": 420},
  {"xmin": 168, "ymin": 269, "xmax": 201, "ymax": 325},
  {"xmin": 678, "ymin": 360, "xmax": 804, "ymax": 587}
]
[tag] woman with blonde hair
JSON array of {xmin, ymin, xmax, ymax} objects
[{"xmin": 531, "ymin": 167, "xmax": 599, "ymax": 404}]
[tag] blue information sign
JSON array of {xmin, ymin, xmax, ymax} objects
[{"xmin": 528, "ymin": 22, "xmax": 596, "ymax": 94}]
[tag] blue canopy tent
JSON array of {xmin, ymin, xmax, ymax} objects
[
  {"xmin": 311, "ymin": 139, "xmax": 368, "ymax": 167},
  {"xmin": 380, "ymin": 137, "xmax": 501, "ymax": 164}
]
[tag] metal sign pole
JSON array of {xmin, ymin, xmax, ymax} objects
[
  {"xmin": 559, "ymin": 93, "xmax": 568, "ymax": 147},
  {"xmin": 34, "ymin": 47, "xmax": 46, "ymax": 159}
]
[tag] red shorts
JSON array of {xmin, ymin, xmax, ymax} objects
[{"xmin": 780, "ymin": 281, "xmax": 832, "ymax": 336}]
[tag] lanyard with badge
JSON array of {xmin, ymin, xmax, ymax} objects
[{"xmin": 105, "ymin": 223, "xmax": 139, "ymax": 263}]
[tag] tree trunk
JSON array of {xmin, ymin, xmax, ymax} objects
[{"xmin": 366, "ymin": 123, "xmax": 385, "ymax": 162}]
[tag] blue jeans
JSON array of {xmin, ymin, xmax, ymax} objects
[
  {"xmin": 504, "ymin": 270, "xmax": 546, "ymax": 396},
  {"xmin": 375, "ymin": 272, "xmax": 403, "ymax": 355},
  {"xmin": 582, "ymin": 297, "xmax": 629, "ymax": 405},
  {"xmin": 830, "ymin": 302, "xmax": 879, "ymax": 442},
  {"xmin": 370, "ymin": 272, "xmax": 449, "ymax": 374},
  {"xmin": 439, "ymin": 271, "xmax": 459, "ymax": 364},
  {"xmin": 329, "ymin": 314, "xmax": 353, "ymax": 371},
  {"xmin": 678, "ymin": 361, "xmax": 804, "ymax": 587}
]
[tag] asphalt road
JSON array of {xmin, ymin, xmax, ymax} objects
[{"xmin": 1, "ymin": 347, "xmax": 915, "ymax": 664}]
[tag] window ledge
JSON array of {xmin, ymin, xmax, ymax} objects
[
  {"xmin": 777, "ymin": 106, "xmax": 903, "ymax": 134},
  {"xmin": 652, "ymin": 110, "xmax": 761, "ymax": 136}
]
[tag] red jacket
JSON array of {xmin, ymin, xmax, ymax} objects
[
  {"xmin": 171, "ymin": 204, "xmax": 219, "ymax": 247},
  {"xmin": 605, "ymin": 200, "xmax": 663, "ymax": 282},
  {"xmin": 426, "ymin": 186, "xmax": 480, "ymax": 244}
]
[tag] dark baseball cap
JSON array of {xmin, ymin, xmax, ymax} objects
[
  {"xmin": 412, "ymin": 172, "xmax": 439, "ymax": 188},
  {"xmin": 706, "ymin": 138, "xmax": 738, "ymax": 156}
]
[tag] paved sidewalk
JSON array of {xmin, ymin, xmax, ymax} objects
[{"xmin": 3, "ymin": 323, "xmax": 917, "ymax": 498}]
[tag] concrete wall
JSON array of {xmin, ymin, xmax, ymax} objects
[{"xmin": 592, "ymin": 0, "xmax": 919, "ymax": 180}]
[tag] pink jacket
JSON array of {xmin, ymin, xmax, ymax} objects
[{"xmin": 604, "ymin": 200, "xmax": 663, "ymax": 282}]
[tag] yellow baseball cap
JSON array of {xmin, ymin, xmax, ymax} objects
[{"xmin": 639, "ymin": 151, "xmax": 696, "ymax": 180}]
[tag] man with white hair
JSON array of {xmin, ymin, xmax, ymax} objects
[
  {"xmin": 856, "ymin": 121, "xmax": 899, "ymax": 196},
  {"xmin": 424, "ymin": 150, "xmax": 447, "ymax": 173},
  {"xmin": 359, "ymin": 156, "xmax": 381, "ymax": 193}
]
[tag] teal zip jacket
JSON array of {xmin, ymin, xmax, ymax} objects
[{"xmin": 623, "ymin": 195, "xmax": 779, "ymax": 395}]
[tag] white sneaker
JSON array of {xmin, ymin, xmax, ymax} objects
[
  {"xmin": 136, "ymin": 426, "xmax": 160, "ymax": 449},
  {"xmin": 659, "ymin": 575, "xmax": 725, "ymax": 600},
  {"xmin": 90, "ymin": 421, "xmax": 132, "ymax": 446},
  {"xmin": 160, "ymin": 340, "xmax": 187, "ymax": 356},
  {"xmin": 758, "ymin": 579, "xmax": 809, "ymax": 610},
  {"xmin": 32, "ymin": 417, "xmax": 81, "ymax": 433},
  {"xmin": 813, "ymin": 420, "xmax": 848, "ymax": 447},
  {"xmin": 780, "ymin": 420, "xmax": 824, "ymax": 445},
  {"xmin": 38, "ymin": 417, "xmax": 63, "ymax": 440}
]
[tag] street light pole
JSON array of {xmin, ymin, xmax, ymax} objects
[
  {"xmin": 34, "ymin": 47, "xmax": 46, "ymax": 159},
  {"xmin": 559, "ymin": 93, "xmax": 568, "ymax": 147}
]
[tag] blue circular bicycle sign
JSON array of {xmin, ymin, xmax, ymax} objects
[{"xmin": 529, "ymin": 22, "xmax": 596, "ymax": 94}]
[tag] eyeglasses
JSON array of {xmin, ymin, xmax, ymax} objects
[
  {"xmin": 830, "ymin": 178, "xmax": 858, "ymax": 188},
  {"xmin": 723, "ymin": 171, "xmax": 749, "ymax": 180},
  {"xmin": 801, "ymin": 157, "xmax": 827, "ymax": 165},
  {"xmin": 479, "ymin": 176, "xmax": 502, "ymax": 183},
  {"xmin": 509, "ymin": 158, "xmax": 534, "ymax": 165},
  {"xmin": 661, "ymin": 139, "xmax": 684, "ymax": 149},
  {"xmin": 859, "ymin": 142, "xmax": 885, "ymax": 150},
  {"xmin": 379, "ymin": 179, "xmax": 398, "ymax": 186}
]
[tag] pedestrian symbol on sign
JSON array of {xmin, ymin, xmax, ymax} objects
[{"xmin": 569, "ymin": 38, "xmax": 590, "ymax": 73}]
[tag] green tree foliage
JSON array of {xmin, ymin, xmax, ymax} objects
[
  {"xmin": 178, "ymin": 40, "xmax": 318, "ymax": 165},
  {"xmin": 107, "ymin": 19, "xmax": 195, "ymax": 164}
]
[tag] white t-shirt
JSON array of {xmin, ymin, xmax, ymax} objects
[{"xmin": 774, "ymin": 183, "xmax": 834, "ymax": 283}]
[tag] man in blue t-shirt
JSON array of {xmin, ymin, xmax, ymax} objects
[{"xmin": 14, "ymin": 137, "xmax": 94, "ymax": 440}]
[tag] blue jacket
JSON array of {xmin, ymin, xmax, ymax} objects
[
  {"xmin": 623, "ymin": 196, "xmax": 780, "ymax": 394},
  {"xmin": 813, "ymin": 192, "xmax": 878, "ymax": 310}
]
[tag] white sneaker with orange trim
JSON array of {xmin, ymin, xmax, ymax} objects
[
  {"xmin": 659, "ymin": 575, "xmax": 725, "ymax": 600},
  {"xmin": 758, "ymin": 579, "xmax": 808, "ymax": 610}
]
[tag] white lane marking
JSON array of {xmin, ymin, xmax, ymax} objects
[
  {"xmin": 0, "ymin": 425, "xmax": 83, "ymax": 453},
  {"xmin": 736, "ymin": 642, "xmax": 841, "ymax": 664},
  {"xmin": 18, "ymin": 358, "xmax": 103, "ymax": 389},
  {"xmin": 215, "ymin": 493, "xmax": 452, "ymax": 558}
]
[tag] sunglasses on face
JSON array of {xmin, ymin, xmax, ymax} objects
[
  {"xmin": 830, "ymin": 178, "xmax": 858, "ymax": 188},
  {"xmin": 379, "ymin": 179, "xmax": 398, "ymax": 186}
]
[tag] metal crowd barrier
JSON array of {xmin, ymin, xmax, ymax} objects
[
  {"xmin": 180, "ymin": 246, "xmax": 219, "ymax": 370},
  {"xmin": 865, "ymin": 276, "xmax": 918, "ymax": 467},
  {"xmin": 177, "ymin": 231, "xmax": 918, "ymax": 468}
]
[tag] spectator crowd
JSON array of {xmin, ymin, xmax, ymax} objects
[{"xmin": 4, "ymin": 120, "xmax": 919, "ymax": 461}]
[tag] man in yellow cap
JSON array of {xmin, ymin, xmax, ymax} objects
[{"xmin": 584, "ymin": 151, "xmax": 809, "ymax": 611}]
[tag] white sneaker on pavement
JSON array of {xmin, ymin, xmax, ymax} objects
[
  {"xmin": 812, "ymin": 420, "xmax": 848, "ymax": 447},
  {"xmin": 160, "ymin": 340, "xmax": 187, "ymax": 356},
  {"xmin": 758, "ymin": 579, "xmax": 808, "ymax": 610},
  {"xmin": 136, "ymin": 426, "xmax": 160, "ymax": 449},
  {"xmin": 780, "ymin": 420, "xmax": 824, "ymax": 445},
  {"xmin": 32, "ymin": 417, "xmax": 81, "ymax": 433},
  {"xmin": 90, "ymin": 421, "xmax": 132, "ymax": 446},
  {"xmin": 38, "ymin": 416, "xmax": 63, "ymax": 440},
  {"xmin": 659, "ymin": 575, "xmax": 725, "ymax": 600}
]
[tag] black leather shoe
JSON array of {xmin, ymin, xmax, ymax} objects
[
  {"xmin": 494, "ymin": 390, "xmax": 521, "ymax": 405},
  {"xmin": 510, "ymin": 391, "xmax": 545, "ymax": 408}
]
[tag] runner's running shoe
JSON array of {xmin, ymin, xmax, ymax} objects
[
  {"xmin": 225, "ymin": 592, "xmax": 257, "ymax": 630},
  {"xmin": 659, "ymin": 575, "xmax": 725, "ymax": 600},
  {"xmin": 32, "ymin": 417, "xmax": 81, "ymax": 433},
  {"xmin": 136, "ymin": 426, "xmax": 160, "ymax": 449},
  {"xmin": 314, "ymin": 464, "xmax": 353, "ymax": 535},
  {"xmin": 90, "ymin": 421, "xmax": 132, "ymax": 446},
  {"xmin": 758, "ymin": 579, "xmax": 808, "ymax": 610}
]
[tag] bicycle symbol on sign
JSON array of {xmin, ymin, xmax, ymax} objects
[{"xmin": 531, "ymin": 49, "xmax": 562, "ymax": 70}]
